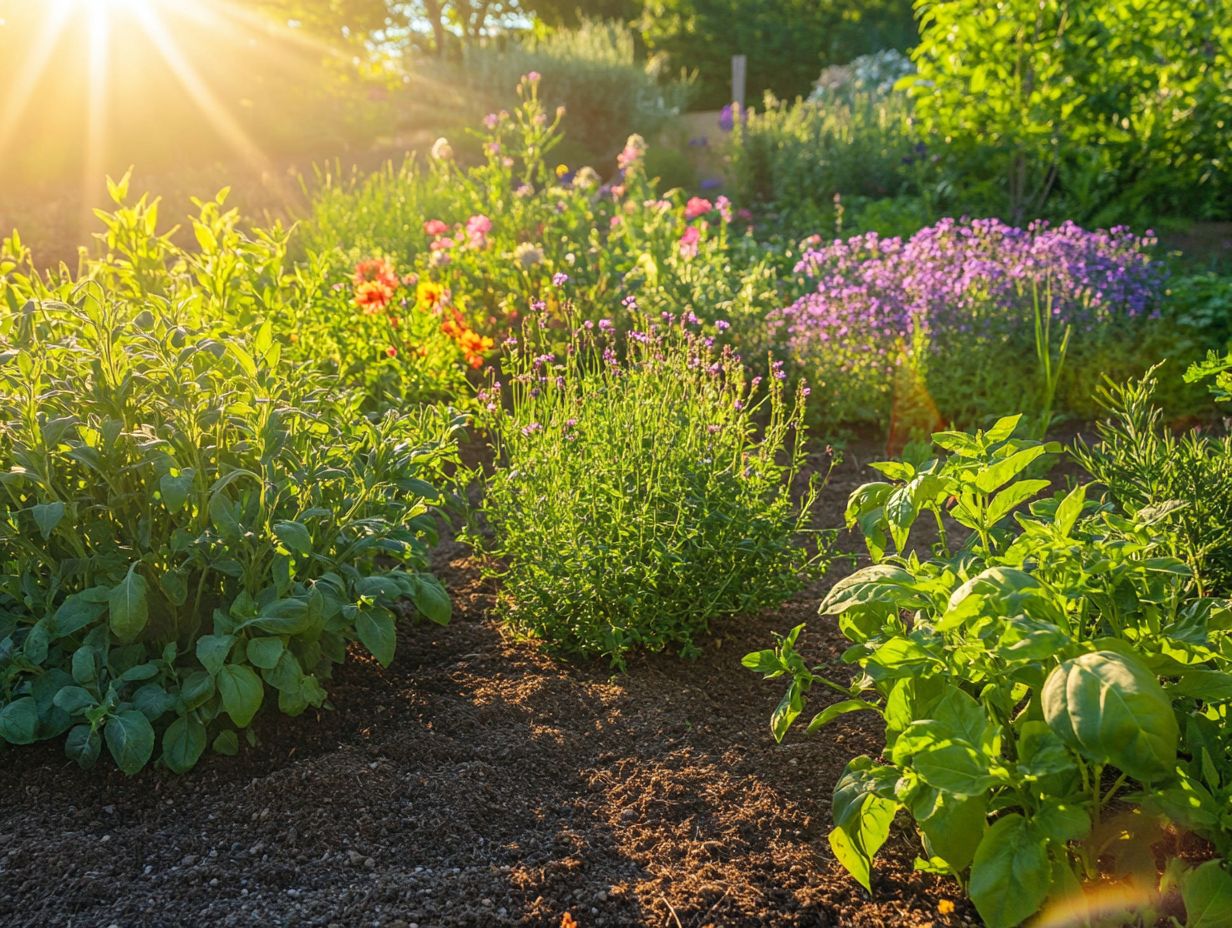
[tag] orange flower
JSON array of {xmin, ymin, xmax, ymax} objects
[
  {"xmin": 353, "ymin": 258, "xmax": 398, "ymax": 291},
  {"xmin": 385, "ymin": 345, "xmax": 398, "ymax": 358},
  {"xmin": 355, "ymin": 280, "xmax": 394, "ymax": 312},
  {"xmin": 560, "ymin": 915, "xmax": 578, "ymax": 928}
]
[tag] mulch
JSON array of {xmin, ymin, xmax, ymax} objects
[{"xmin": 0, "ymin": 443, "xmax": 977, "ymax": 928}]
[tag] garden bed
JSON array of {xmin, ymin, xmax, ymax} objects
[{"xmin": 0, "ymin": 445, "xmax": 972, "ymax": 928}]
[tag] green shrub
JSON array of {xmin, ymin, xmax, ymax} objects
[
  {"xmin": 907, "ymin": 0, "xmax": 1232, "ymax": 224},
  {"xmin": 473, "ymin": 313, "xmax": 827, "ymax": 666},
  {"xmin": 727, "ymin": 92, "xmax": 928, "ymax": 238},
  {"xmin": 0, "ymin": 289, "xmax": 460, "ymax": 774},
  {"xmin": 747, "ymin": 414, "xmax": 1232, "ymax": 927},
  {"xmin": 639, "ymin": 0, "xmax": 917, "ymax": 110},
  {"xmin": 443, "ymin": 18, "xmax": 693, "ymax": 159}
]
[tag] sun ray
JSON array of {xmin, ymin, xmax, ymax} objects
[
  {"xmin": 125, "ymin": 2, "xmax": 272, "ymax": 176},
  {"xmin": 0, "ymin": 1, "xmax": 76, "ymax": 158},
  {"xmin": 81, "ymin": 1, "xmax": 111, "ymax": 235}
]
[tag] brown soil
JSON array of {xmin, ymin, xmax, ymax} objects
[{"xmin": 0, "ymin": 446, "xmax": 976, "ymax": 928}]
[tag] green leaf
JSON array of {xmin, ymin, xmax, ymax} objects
[
  {"xmin": 52, "ymin": 685, "xmax": 96, "ymax": 716},
  {"xmin": 0, "ymin": 696, "xmax": 39, "ymax": 745},
  {"xmin": 213, "ymin": 729, "xmax": 240, "ymax": 756},
  {"xmin": 912, "ymin": 788, "xmax": 986, "ymax": 872},
  {"xmin": 411, "ymin": 575, "xmax": 451, "ymax": 625},
  {"xmin": 973, "ymin": 444, "xmax": 1055, "ymax": 494},
  {"xmin": 31, "ymin": 501, "xmax": 65, "ymax": 539},
  {"xmin": 771, "ymin": 679, "xmax": 804, "ymax": 743},
  {"xmin": 180, "ymin": 670, "xmax": 215, "ymax": 711},
  {"xmin": 65, "ymin": 723, "xmax": 101, "ymax": 768},
  {"xmin": 1182, "ymin": 860, "xmax": 1232, "ymax": 928},
  {"xmin": 109, "ymin": 566, "xmax": 149, "ymax": 643},
  {"xmin": 913, "ymin": 741, "xmax": 999, "ymax": 797},
  {"xmin": 132, "ymin": 682, "xmax": 176, "ymax": 721},
  {"xmin": 1043, "ymin": 650, "xmax": 1178, "ymax": 782},
  {"xmin": 273, "ymin": 521, "xmax": 313, "ymax": 557},
  {"xmin": 356, "ymin": 607, "xmax": 396, "ymax": 667},
  {"xmin": 162, "ymin": 716, "xmax": 207, "ymax": 774},
  {"xmin": 196, "ymin": 634, "xmax": 235, "ymax": 676},
  {"xmin": 217, "ymin": 663, "xmax": 264, "ymax": 727},
  {"xmin": 104, "ymin": 710, "xmax": 156, "ymax": 775},
  {"xmin": 969, "ymin": 814, "xmax": 1051, "ymax": 928},
  {"xmin": 807, "ymin": 698, "xmax": 879, "ymax": 732},
  {"xmin": 246, "ymin": 637, "xmax": 285, "ymax": 670},
  {"xmin": 829, "ymin": 756, "xmax": 900, "ymax": 892},
  {"xmin": 985, "ymin": 479, "xmax": 1051, "ymax": 525},
  {"xmin": 1054, "ymin": 483, "xmax": 1086, "ymax": 536},
  {"xmin": 159, "ymin": 472, "xmax": 193, "ymax": 514}
]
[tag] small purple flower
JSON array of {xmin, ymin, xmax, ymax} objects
[{"xmin": 552, "ymin": 272, "xmax": 569, "ymax": 287}]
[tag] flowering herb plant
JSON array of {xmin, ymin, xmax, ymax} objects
[{"xmin": 471, "ymin": 306, "xmax": 828, "ymax": 667}]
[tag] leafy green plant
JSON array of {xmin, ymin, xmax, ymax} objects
[
  {"xmin": 746, "ymin": 414, "xmax": 1232, "ymax": 927},
  {"xmin": 0, "ymin": 288, "xmax": 459, "ymax": 774},
  {"xmin": 473, "ymin": 311, "xmax": 827, "ymax": 667}
]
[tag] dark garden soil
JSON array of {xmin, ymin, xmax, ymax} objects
[{"xmin": 0, "ymin": 443, "xmax": 977, "ymax": 928}]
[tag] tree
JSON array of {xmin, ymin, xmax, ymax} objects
[{"xmin": 638, "ymin": 0, "xmax": 916, "ymax": 109}]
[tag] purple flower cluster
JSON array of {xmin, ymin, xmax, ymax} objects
[{"xmin": 771, "ymin": 218, "xmax": 1164, "ymax": 371}]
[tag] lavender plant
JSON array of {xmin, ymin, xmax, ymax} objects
[
  {"xmin": 770, "ymin": 218, "xmax": 1165, "ymax": 427},
  {"xmin": 472, "ymin": 310, "xmax": 828, "ymax": 667}
]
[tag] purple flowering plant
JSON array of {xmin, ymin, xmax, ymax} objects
[{"xmin": 771, "ymin": 217, "xmax": 1165, "ymax": 427}]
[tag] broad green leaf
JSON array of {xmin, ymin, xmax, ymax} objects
[
  {"xmin": 104, "ymin": 710, "xmax": 156, "ymax": 775},
  {"xmin": 912, "ymin": 787, "xmax": 986, "ymax": 871},
  {"xmin": 213, "ymin": 729, "xmax": 239, "ymax": 756},
  {"xmin": 1043, "ymin": 650, "xmax": 1178, "ymax": 782},
  {"xmin": 180, "ymin": 670, "xmax": 215, "ymax": 710},
  {"xmin": 162, "ymin": 716, "xmax": 207, "ymax": 774},
  {"xmin": 159, "ymin": 472, "xmax": 193, "ymax": 514},
  {"xmin": 51, "ymin": 594, "xmax": 107, "ymax": 638},
  {"xmin": 132, "ymin": 683, "xmax": 176, "ymax": 721},
  {"xmin": 1182, "ymin": 859, "xmax": 1232, "ymax": 928},
  {"xmin": 771, "ymin": 680, "xmax": 804, "ymax": 743},
  {"xmin": 1054, "ymin": 483, "xmax": 1086, "ymax": 536},
  {"xmin": 52, "ymin": 685, "xmax": 96, "ymax": 716},
  {"xmin": 109, "ymin": 566, "xmax": 150, "ymax": 643},
  {"xmin": 246, "ymin": 637, "xmax": 285, "ymax": 670},
  {"xmin": 196, "ymin": 634, "xmax": 235, "ymax": 676},
  {"xmin": 973, "ymin": 444, "xmax": 1055, "ymax": 494},
  {"xmin": 411, "ymin": 575, "xmax": 451, "ymax": 625},
  {"xmin": 0, "ymin": 696, "xmax": 39, "ymax": 745},
  {"xmin": 217, "ymin": 663, "xmax": 264, "ymax": 727},
  {"xmin": 31, "ymin": 501, "xmax": 65, "ymax": 539},
  {"xmin": 913, "ymin": 741, "xmax": 998, "ymax": 797},
  {"xmin": 982, "ymin": 414, "xmax": 1022, "ymax": 443},
  {"xmin": 273, "ymin": 521, "xmax": 313, "ymax": 557},
  {"xmin": 969, "ymin": 814, "xmax": 1051, "ymax": 928},
  {"xmin": 830, "ymin": 757, "xmax": 900, "ymax": 892},
  {"xmin": 807, "ymin": 698, "xmax": 879, "ymax": 732},
  {"xmin": 356, "ymin": 607, "xmax": 396, "ymax": 667},
  {"xmin": 985, "ymin": 479, "xmax": 1051, "ymax": 525},
  {"xmin": 1169, "ymin": 670, "xmax": 1232, "ymax": 703},
  {"xmin": 65, "ymin": 723, "xmax": 101, "ymax": 768}
]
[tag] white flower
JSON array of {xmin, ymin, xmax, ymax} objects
[
  {"xmin": 430, "ymin": 137, "xmax": 454, "ymax": 161},
  {"xmin": 513, "ymin": 243, "xmax": 545, "ymax": 269}
]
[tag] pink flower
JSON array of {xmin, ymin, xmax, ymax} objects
[
  {"xmin": 466, "ymin": 214, "xmax": 493, "ymax": 249},
  {"xmin": 423, "ymin": 219, "xmax": 448, "ymax": 237},
  {"xmin": 715, "ymin": 195, "xmax": 733, "ymax": 222},
  {"xmin": 684, "ymin": 197, "xmax": 713, "ymax": 220},
  {"xmin": 679, "ymin": 224, "xmax": 702, "ymax": 258}
]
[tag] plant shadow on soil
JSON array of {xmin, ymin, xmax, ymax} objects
[{"xmin": 0, "ymin": 443, "xmax": 973, "ymax": 928}]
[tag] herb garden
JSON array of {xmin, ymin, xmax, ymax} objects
[{"xmin": 2, "ymin": 1, "xmax": 1231, "ymax": 926}]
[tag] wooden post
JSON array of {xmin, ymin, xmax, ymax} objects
[{"xmin": 731, "ymin": 54, "xmax": 747, "ymax": 111}]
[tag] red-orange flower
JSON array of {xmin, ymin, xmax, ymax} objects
[
  {"xmin": 355, "ymin": 279, "xmax": 395, "ymax": 313},
  {"xmin": 385, "ymin": 345, "xmax": 398, "ymax": 358},
  {"xmin": 353, "ymin": 258, "xmax": 398, "ymax": 291}
]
